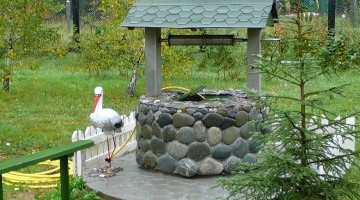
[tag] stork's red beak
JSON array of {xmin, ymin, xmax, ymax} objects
[{"xmin": 93, "ymin": 94, "xmax": 100, "ymax": 112}]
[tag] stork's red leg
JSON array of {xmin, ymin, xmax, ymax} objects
[
  {"xmin": 110, "ymin": 135, "xmax": 116, "ymax": 159},
  {"xmin": 105, "ymin": 135, "xmax": 112, "ymax": 167}
]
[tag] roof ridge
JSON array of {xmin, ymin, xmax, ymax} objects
[{"xmin": 122, "ymin": 0, "xmax": 276, "ymax": 28}]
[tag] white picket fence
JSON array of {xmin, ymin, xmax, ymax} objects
[
  {"xmin": 311, "ymin": 116, "xmax": 356, "ymax": 177},
  {"xmin": 274, "ymin": 115, "xmax": 356, "ymax": 178},
  {"xmin": 71, "ymin": 111, "xmax": 137, "ymax": 176}
]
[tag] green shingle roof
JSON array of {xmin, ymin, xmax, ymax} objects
[{"xmin": 121, "ymin": 0, "xmax": 276, "ymax": 28}]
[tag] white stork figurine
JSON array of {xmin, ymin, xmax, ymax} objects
[{"xmin": 90, "ymin": 86, "xmax": 123, "ymax": 167}]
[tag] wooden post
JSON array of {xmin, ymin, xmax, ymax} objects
[
  {"xmin": 0, "ymin": 174, "xmax": 3, "ymax": 200},
  {"xmin": 60, "ymin": 156, "xmax": 70, "ymax": 200},
  {"xmin": 247, "ymin": 28, "xmax": 262, "ymax": 92},
  {"xmin": 145, "ymin": 28, "xmax": 162, "ymax": 97}
]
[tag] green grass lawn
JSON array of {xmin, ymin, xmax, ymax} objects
[{"xmin": 0, "ymin": 54, "xmax": 359, "ymax": 199}]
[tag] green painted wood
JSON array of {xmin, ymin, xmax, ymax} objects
[
  {"xmin": 0, "ymin": 140, "xmax": 93, "ymax": 174},
  {"xmin": 0, "ymin": 140, "xmax": 93, "ymax": 200},
  {"xmin": 0, "ymin": 175, "xmax": 3, "ymax": 200},
  {"xmin": 59, "ymin": 156, "xmax": 70, "ymax": 200}
]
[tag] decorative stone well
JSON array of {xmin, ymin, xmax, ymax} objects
[{"xmin": 135, "ymin": 89, "xmax": 268, "ymax": 177}]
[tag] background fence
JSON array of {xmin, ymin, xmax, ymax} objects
[{"xmin": 47, "ymin": 0, "xmax": 360, "ymax": 33}]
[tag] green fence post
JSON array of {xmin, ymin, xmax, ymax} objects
[
  {"xmin": 59, "ymin": 156, "xmax": 70, "ymax": 200},
  {"xmin": 0, "ymin": 174, "xmax": 3, "ymax": 200}
]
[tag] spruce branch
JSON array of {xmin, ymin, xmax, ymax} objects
[{"xmin": 304, "ymin": 83, "xmax": 350, "ymax": 98}]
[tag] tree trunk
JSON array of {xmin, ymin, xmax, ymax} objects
[
  {"xmin": 126, "ymin": 68, "xmax": 137, "ymax": 97},
  {"xmin": 3, "ymin": 76, "xmax": 10, "ymax": 92},
  {"xmin": 126, "ymin": 53, "xmax": 143, "ymax": 97}
]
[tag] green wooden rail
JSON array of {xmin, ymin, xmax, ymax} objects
[{"xmin": 0, "ymin": 140, "xmax": 94, "ymax": 200}]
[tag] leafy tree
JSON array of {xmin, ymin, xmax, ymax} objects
[
  {"xmin": 0, "ymin": 0, "xmax": 62, "ymax": 92},
  {"xmin": 79, "ymin": 0, "xmax": 144, "ymax": 79},
  {"xmin": 218, "ymin": 1, "xmax": 360, "ymax": 199}
]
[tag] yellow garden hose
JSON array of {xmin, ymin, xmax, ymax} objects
[
  {"xmin": 3, "ymin": 125, "xmax": 136, "ymax": 189},
  {"xmin": 110, "ymin": 122, "xmax": 137, "ymax": 159},
  {"xmin": 2, "ymin": 160, "xmax": 72, "ymax": 188},
  {"xmin": 162, "ymin": 86, "xmax": 206, "ymax": 99}
]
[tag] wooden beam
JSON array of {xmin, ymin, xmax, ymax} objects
[
  {"xmin": 145, "ymin": 28, "xmax": 162, "ymax": 97},
  {"xmin": 247, "ymin": 28, "xmax": 262, "ymax": 92}
]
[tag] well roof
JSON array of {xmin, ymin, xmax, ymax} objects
[{"xmin": 121, "ymin": 0, "xmax": 277, "ymax": 29}]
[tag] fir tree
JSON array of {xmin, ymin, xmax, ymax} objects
[{"xmin": 218, "ymin": 1, "xmax": 359, "ymax": 199}]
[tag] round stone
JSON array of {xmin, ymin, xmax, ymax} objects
[
  {"xmin": 152, "ymin": 121, "xmax": 162, "ymax": 138},
  {"xmin": 139, "ymin": 104, "xmax": 149, "ymax": 114},
  {"xmin": 198, "ymin": 157, "xmax": 223, "ymax": 175},
  {"xmin": 137, "ymin": 112, "xmax": 147, "ymax": 126},
  {"xmin": 146, "ymin": 110, "xmax": 154, "ymax": 125},
  {"xmin": 177, "ymin": 126, "xmax": 196, "ymax": 145},
  {"xmin": 162, "ymin": 125, "xmax": 177, "ymax": 142},
  {"xmin": 242, "ymin": 105, "xmax": 252, "ymax": 113},
  {"xmin": 221, "ymin": 117, "xmax": 236, "ymax": 130},
  {"xmin": 249, "ymin": 108, "xmax": 260, "ymax": 121},
  {"xmin": 188, "ymin": 142, "xmax": 211, "ymax": 161},
  {"xmin": 227, "ymin": 109, "xmax": 237, "ymax": 119},
  {"xmin": 232, "ymin": 138, "xmax": 249, "ymax": 158},
  {"xmin": 135, "ymin": 149, "xmax": 145, "ymax": 166},
  {"xmin": 143, "ymin": 151, "xmax": 157, "ymax": 167},
  {"xmin": 141, "ymin": 124, "xmax": 152, "ymax": 139},
  {"xmin": 198, "ymin": 107, "xmax": 208, "ymax": 115},
  {"xmin": 240, "ymin": 122, "xmax": 255, "ymax": 140},
  {"xmin": 173, "ymin": 113, "xmax": 195, "ymax": 128},
  {"xmin": 176, "ymin": 158, "xmax": 199, "ymax": 177},
  {"xmin": 192, "ymin": 112, "xmax": 204, "ymax": 121},
  {"xmin": 138, "ymin": 138, "xmax": 150, "ymax": 152},
  {"xmin": 157, "ymin": 154, "xmax": 177, "ymax": 173},
  {"xmin": 216, "ymin": 107, "xmax": 228, "ymax": 117},
  {"xmin": 148, "ymin": 105, "xmax": 158, "ymax": 113},
  {"xmin": 235, "ymin": 111, "xmax": 248, "ymax": 127},
  {"xmin": 158, "ymin": 113, "xmax": 173, "ymax": 128},
  {"xmin": 242, "ymin": 153, "xmax": 257, "ymax": 164},
  {"xmin": 154, "ymin": 110, "xmax": 162, "ymax": 121},
  {"xmin": 212, "ymin": 143, "xmax": 232, "ymax": 160},
  {"xmin": 150, "ymin": 137, "xmax": 166, "ymax": 157},
  {"xmin": 202, "ymin": 113, "xmax": 224, "ymax": 128},
  {"xmin": 223, "ymin": 126, "xmax": 240, "ymax": 145},
  {"xmin": 167, "ymin": 141, "xmax": 188, "ymax": 160},
  {"xmin": 207, "ymin": 127, "xmax": 222, "ymax": 146},
  {"xmin": 249, "ymin": 135, "xmax": 263, "ymax": 153},
  {"xmin": 193, "ymin": 120, "xmax": 206, "ymax": 142},
  {"xmin": 186, "ymin": 108, "xmax": 197, "ymax": 115},
  {"xmin": 168, "ymin": 108, "xmax": 177, "ymax": 115},
  {"xmin": 159, "ymin": 107, "xmax": 169, "ymax": 113},
  {"xmin": 223, "ymin": 155, "xmax": 242, "ymax": 173}
]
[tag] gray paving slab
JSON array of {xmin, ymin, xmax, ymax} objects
[{"xmin": 84, "ymin": 153, "xmax": 231, "ymax": 200}]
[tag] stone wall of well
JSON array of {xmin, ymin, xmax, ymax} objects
[{"xmin": 135, "ymin": 89, "xmax": 268, "ymax": 177}]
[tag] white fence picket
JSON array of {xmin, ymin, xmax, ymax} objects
[
  {"xmin": 311, "ymin": 115, "xmax": 356, "ymax": 177},
  {"xmin": 72, "ymin": 111, "xmax": 137, "ymax": 176}
]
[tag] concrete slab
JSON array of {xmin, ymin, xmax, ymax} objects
[{"xmin": 84, "ymin": 153, "xmax": 231, "ymax": 200}]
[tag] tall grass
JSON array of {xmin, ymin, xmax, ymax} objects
[{"xmin": 0, "ymin": 54, "xmax": 142, "ymax": 159}]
